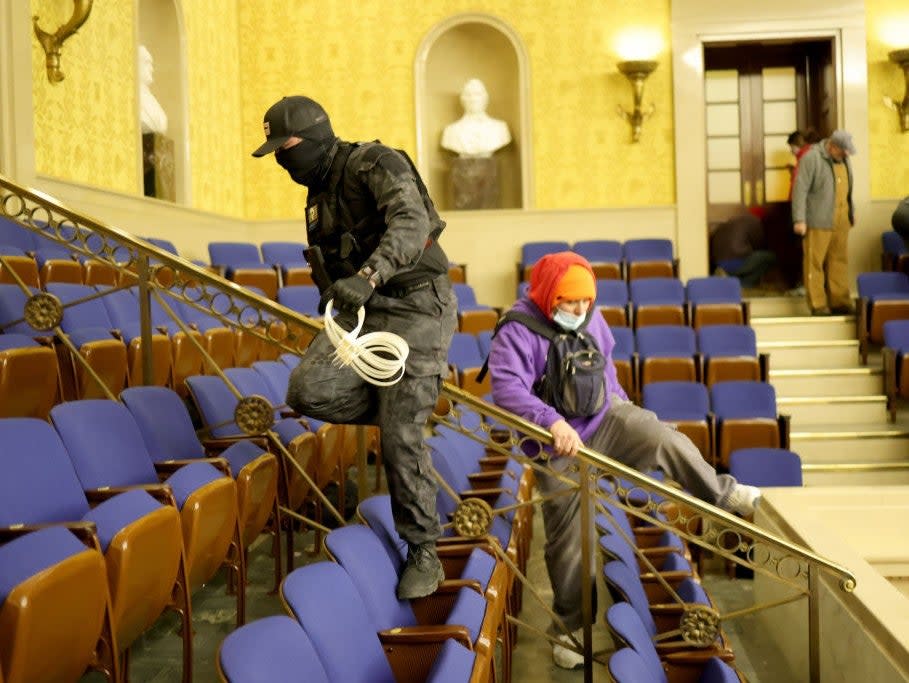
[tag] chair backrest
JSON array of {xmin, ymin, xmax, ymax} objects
[
  {"xmin": 218, "ymin": 615, "xmax": 327, "ymax": 683},
  {"xmin": 0, "ymin": 418, "xmax": 91, "ymax": 526},
  {"xmin": 641, "ymin": 381, "xmax": 709, "ymax": 421},
  {"xmin": 224, "ymin": 366, "xmax": 284, "ymax": 417},
  {"xmin": 596, "ymin": 279, "xmax": 629, "ymax": 305},
  {"xmin": 697, "ymin": 324, "xmax": 757, "ymax": 357},
  {"xmin": 857, "ymin": 271, "xmax": 909, "ymax": 298},
  {"xmin": 452, "ymin": 283, "xmax": 480, "ymax": 308},
  {"xmin": 882, "ymin": 230, "xmax": 908, "ymax": 256},
  {"xmin": 521, "ymin": 241, "xmax": 571, "ymax": 268},
  {"xmin": 145, "ymin": 237, "xmax": 179, "ymax": 255},
  {"xmin": 710, "ymin": 380, "xmax": 777, "ymax": 419},
  {"xmin": 356, "ymin": 494, "xmax": 408, "ymax": 569},
  {"xmin": 635, "ymin": 325, "xmax": 696, "ymax": 357},
  {"xmin": 623, "ymin": 239, "xmax": 673, "ymax": 262},
  {"xmin": 629, "ymin": 277, "xmax": 684, "ymax": 304},
  {"xmin": 883, "ymin": 319, "xmax": 909, "ymax": 351},
  {"xmin": 251, "ymin": 360, "xmax": 293, "ymax": 404},
  {"xmin": 0, "ymin": 284, "xmax": 45, "ymax": 335},
  {"xmin": 185, "ymin": 375, "xmax": 244, "ymax": 438},
  {"xmin": 608, "ymin": 648, "xmax": 663, "ymax": 683},
  {"xmin": 120, "ymin": 386, "xmax": 206, "ymax": 461},
  {"xmin": 277, "ymin": 285, "xmax": 321, "ymax": 317},
  {"xmin": 728, "ymin": 447, "xmax": 803, "ymax": 486},
  {"xmin": 281, "ymin": 561, "xmax": 396, "ymax": 683},
  {"xmin": 605, "ymin": 603, "xmax": 666, "ymax": 682},
  {"xmin": 573, "ymin": 239, "xmax": 622, "ymax": 263},
  {"xmin": 611, "ymin": 325, "xmax": 635, "ymax": 359},
  {"xmin": 476, "ymin": 330, "xmax": 494, "ymax": 357},
  {"xmin": 448, "ymin": 332, "xmax": 484, "ymax": 369},
  {"xmin": 208, "ymin": 241, "xmax": 263, "ymax": 266},
  {"xmin": 602, "ymin": 560, "xmax": 659, "ymax": 636},
  {"xmin": 49, "ymin": 399, "xmax": 159, "ymax": 489},
  {"xmin": 0, "ymin": 215, "xmax": 37, "ymax": 251},
  {"xmin": 45, "ymin": 283, "xmax": 115, "ymax": 331},
  {"xmin": 324, "ymin": 524, "xmax": 416, "ymax": 631},
  {"xmin": 686, "ymin": 276, "xmax": 742, "ymax": 303},
  {"xmin": 260, "ymin": 241, "xmax": 308, "ymax": 266}
]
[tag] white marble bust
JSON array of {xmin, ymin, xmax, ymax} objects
[
  {"xmin": 441, "ymin": 78, "xmax": 511, "ymax": 158},
  {"xmin": 139, "ymin": 45, "xmax": 168, "ymax": 135}
]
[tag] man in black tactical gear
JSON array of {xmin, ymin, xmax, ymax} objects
[{"xmin": 252, "ymin": 96, "xmax": 457, "ymax": 599}]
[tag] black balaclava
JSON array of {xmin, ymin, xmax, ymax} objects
[{"xmin": 275, "ymin": 119, "xmax": 337, "ymax": 189}]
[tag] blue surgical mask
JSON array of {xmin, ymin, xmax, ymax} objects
[{"xmin": 553, "ymin": 309, "xmax": 585, "ymax": 331}]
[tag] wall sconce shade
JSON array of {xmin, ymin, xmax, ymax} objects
[
  {"xmin": 884, "ymin": 48, "xmax": 909, "ymax": 133},
  {"xmin": 617, "ymin": 60, "xmax": 658, "ymax": 143},
  {"xmin": 33, "ymin": 0, "xmax": 93, "ymax": 84}
]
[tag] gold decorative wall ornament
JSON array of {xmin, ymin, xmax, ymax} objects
[
  {"xmin": 33, "ymin": 0, "xmax": 94, "ymax": 83},
  {"xmin": 617, "ymin": 60, "xmax": 658, "ymax": 143},
  {"xmin": 884, "ymin": 49, "xmax": 909, "ymax": 133}
]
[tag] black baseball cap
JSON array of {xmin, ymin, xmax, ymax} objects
[{"xmin": 251, "ymin": 96, "xmax": 331, "ymax": 157}]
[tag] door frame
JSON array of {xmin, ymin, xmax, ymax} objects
[{"xmin": 670, "ymin": 0, "xmax": 871, "ymax": 283}]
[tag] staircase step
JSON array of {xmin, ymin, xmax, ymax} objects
[
  {"xmin": 746, "ymin": 296, "xmax": 810, "ymax": 318},
  {"xmin": 770, "ymin": 367, "xmax": 883, "ymax": 397},
  {"xmin": 759, "ymin": 340, "xmax": 859, "ymax": 369},
  {"xmin": 751, "ymin": 315, "xmax": 856, "ymax": 342},
  {"xmin": 802, "ymin": 465, "xmax": 909, "ymax": 486},
  {"xmin": 778, "ymin": 395, "xmax": 888, "ymax": 426},
  {"xmin": 790, "ymin": 424, "xmax": 909, "ymax": 465}
]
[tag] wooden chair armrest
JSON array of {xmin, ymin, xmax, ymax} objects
[
  {"xmin": 0, "ymin": 521, "xmax": 100, "ymax": 550},
  {"xmin": 85, "ymin": 484, "xmax": 176, "ymax": 508},
  {"xmin": 154, "ymin": 456, "xmax": 231, "ymax": 477},
  {"xmin": 378, "ymin": 623, "xmax": 473, "ymax": 650}
]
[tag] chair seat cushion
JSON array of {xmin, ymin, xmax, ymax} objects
[
  {"xmin": 426, "ymin": 639, "xmax": 476, "ymax": 682},
  {"xmin": 460, "ymin": 548, "xmax": 495, "ymax": 591},
  {"xmin": 221, "ymin": 439, "xmax": 269, "ymax": 477},
  {"xmin": 82, "ymin": 488, "xmax": 163, "ymax": 552},
  {"xmin": 445, "ymin": 586, "xmax": 487, "ymax": 645},
  {"xmin": 0, "ymin": 526, "xmax": 87, "ymax": 603},
  {"xmin": 165, "ymin": 461, "xmax": 226, "ymax": 508}
]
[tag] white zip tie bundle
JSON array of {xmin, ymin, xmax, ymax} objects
[{"xmin": 323, "ymin": 299, "xmax": 409, "ymax": 386}]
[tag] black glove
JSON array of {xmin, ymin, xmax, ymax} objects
[{"xmin": 324, "ymin": 274, "xmax": 375, "ymax": 313}]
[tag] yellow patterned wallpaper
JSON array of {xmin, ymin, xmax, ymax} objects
[
  {"xmin": 31, "ymin": 0, "xmax": 138, "ymax": 194},
  {"xmin": 183, "ymin": 2, "xmax": 245, "ymax": 216},
  {"xmin": 866, "ymin": 0, "xmax": 909, "ymax": 199},
  {"xmin": 239, "ymin": 1, "xmax": 674, "ymax": 220}
]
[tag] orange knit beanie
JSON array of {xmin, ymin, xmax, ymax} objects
[{"xmin": 529, "ymin": 252, "xmax": 596, "ymax": 318}]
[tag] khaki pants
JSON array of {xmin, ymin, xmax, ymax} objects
[{"xmin": 803, "ymin": 223, "xmax": 850, "ymax": 311}]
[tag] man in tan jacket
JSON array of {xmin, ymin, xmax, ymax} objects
[{"xmin": 791, "ymin": 130, "xmax": 855, "ymax": 315}]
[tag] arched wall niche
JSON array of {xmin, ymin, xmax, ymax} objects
[
  {"xmin": 137, "ymin": 0, "xmax": 190, "ymax": 204},
  {"xmin": 415, "ymin": 14, "xmax": 533, "ymax": 211}
]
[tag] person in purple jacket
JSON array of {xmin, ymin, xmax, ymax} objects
[{"xmin": 487, "ymin": 251, "xmax": 760, "ymax": 669}]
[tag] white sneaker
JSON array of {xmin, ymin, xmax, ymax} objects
[
  {"xmin": 552, "ymin": 628, "xmax": 585, "ymax": 670},
  {"xmin": 725, "ymin": 484, "xmax": 761, "ymax": 517}
]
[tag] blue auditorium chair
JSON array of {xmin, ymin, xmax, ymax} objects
[
  {"xmin": 278, "ymin": 284, "xmax": 321, "ymax": 317},
  {"xmin": 710, "ymin": 381, "xmax": 789, "ymax": 471},
  {"xmin": 453, "ymin": 283, "xmax": 498, "ymax": 334},
  {"xmin": 45, "ymin": 282, "xmax": 130, "ymax": 399},
  {"xmin": 173, "ymin": 292, "xmax": 237, "ymax": 372},
  {"xmin": 605, "ymin": 603, "xmax": 739, "ymax": 682},
  {"xmin": 622, "ymin": 238, "xmax": 677, "ymax": 281},
  {"xmin": 208, "ymin": 241, "xmax": 279, "ymax": 300},
  {"xmin": 323, "ymin": 524, "xmax": 500, "ymax": 672},
  {"xmin": 0, "ymin": 214, "xmax": 38, "ymax": 251},
  {"xmin": 0, "ymin": 417, "xmax": 187, "ymax": 682},
  {"xmin": 573, "ymin": 239, "xmax": 623, "ymax": 280},
  {"xmin": 685, "ymin": 276, "xmax": 748, "ymax": 328},
  {"xmin": 49, "ymin": 399, "xmax": 244, "ymax": 623},
  {"xmin": 0, "ymin": 333, "xmax": 59, "ymax": 419},
  {"xmin": 519, "ymin": 241, "xmax": 571, "ymax": 282},
  {"xmin": 0, "ymin": 526, "xmax": 112, "ymax": 683},
  {"xmin": 697, "ymin": 324, "xmax": 767, "ymax": 386},
  {"xmin": 635, "ymin": 324, "xmax": 698, "ymax": 389},
  {"xmin": 261, "ymin": 240, "xmax": 312, "ymax": 287},
  {"xmin": 120, "ymin": 385, "xmax": 280, "ymax": 584},
  {"xmin": 728, "ymin": 447, "xmax": 803, "ymax": 487},
  {"xmin": 641, "ymin": 380, "xmax": 713, "ymax": 464},
  {"xmin": 881, "ymin": 230, "xmax": 909, "ymax": 273},
  {"xmin": 611, "ymin": 325, "xmax": 636, "ymax": 400},
  {"xmin": 217, "ymin": 615, "xmax": 329, "ymax": 683},
  {"xmin": 596, "ymin": 278, "xmax": 630, "ymax": 327},
  {"xmin": 882, "ymin": 319, "xmax": 909, "ymax": 420},
  {"xmin": 448, "ymin": 332, "xmax": 489, "ymax": 395},
  {"xmin": 0, "ymin": 244, "xmax": 40, "ymax": 287},
  {"xmin": 629, "ymin": 277, "xmax": 686, "ymax": 328},
  {"xmin": 280, "ymin": 561, "xmax": 482, "ymax": 683},
  {"xmin": 598, "ymin": 532, "xmax": 693, "ymax": 579},
  {"xmin": 856, "ymin": 271, "xmax": 909, "ymax": 364}
]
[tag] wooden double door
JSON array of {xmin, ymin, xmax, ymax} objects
[{"xmin": 704, "ymin": 40, "xmax": 836, "ymax": 288}]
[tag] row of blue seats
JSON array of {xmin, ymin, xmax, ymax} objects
[{"xmin": 519, "ymin": 238, "xmax": 678, "ymax": 281}]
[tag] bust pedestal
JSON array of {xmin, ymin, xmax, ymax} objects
[
  {"xmin": 142, "ymin": 133, "xmax": 175, "ymax": 202},
  {"xmin": 449, "ymin": 157, "xmax": 499, "ymax": 210}
]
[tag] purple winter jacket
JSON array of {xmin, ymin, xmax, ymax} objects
[{"xmin": 488, "ymin": 297, "xmax": 629, "ymax": 443}]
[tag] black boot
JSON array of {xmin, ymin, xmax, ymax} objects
[{"xmin": 396, "ymin": 542, "xmax": 444, "ymax": 599}]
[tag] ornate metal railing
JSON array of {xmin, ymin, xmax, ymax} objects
[{"xmin": 0, "ymin": 173, "xmax": 855, "ymax": 683}]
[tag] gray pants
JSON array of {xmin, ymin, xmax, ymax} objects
[
  {"xmin": 536, "ymin": 396, "xmax": 738, "ymax": 631},
  {"xmin": 286, "ymin": 275, "xmax": 458, "ymax": 545}
]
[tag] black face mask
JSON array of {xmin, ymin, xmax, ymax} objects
[{"xmin": 275, "ymin": 139, "xmax": 331, "ymax": 187}]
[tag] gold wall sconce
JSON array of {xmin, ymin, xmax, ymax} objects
[
  {"xmin": 33, "ymin": 0, "xmax": 94, "ymax": 83},
  {"xmin": 884, "ymin": 49, "xmax": 909, "ymax": 133},
  {"xmin": 617, "ymin": 60, "xmax": 658, "ymax": 143}
]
